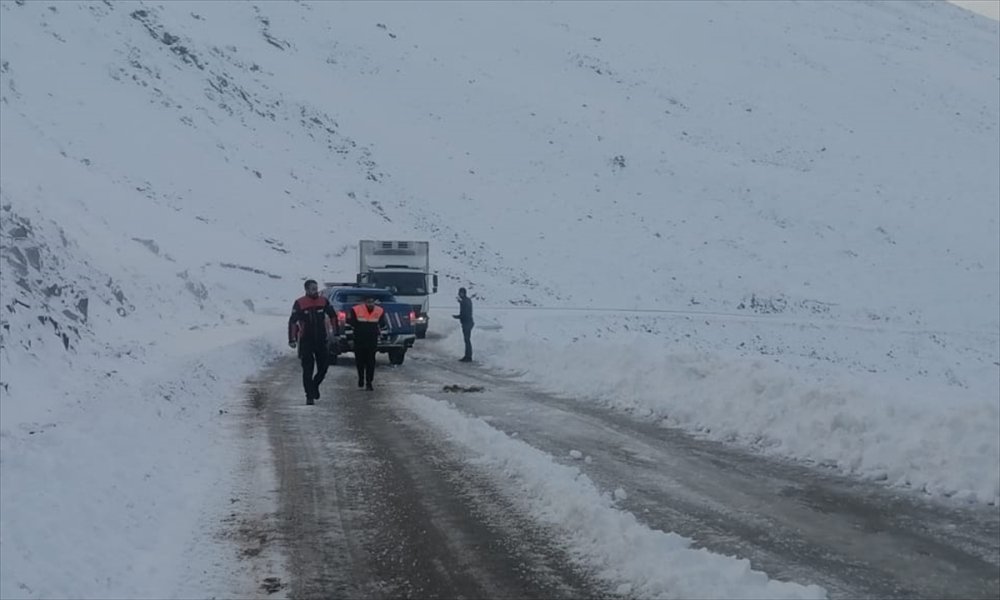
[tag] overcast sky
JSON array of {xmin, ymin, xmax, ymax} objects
[{"xmin": 949, "ymin": 0, "xmax": 1000, "ymax": 20}]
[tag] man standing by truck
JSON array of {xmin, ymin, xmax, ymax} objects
[
  {"xmin": 288, "ymin": 279, "xmax": 337, "ymax": 405},
  {"xmin": 349, "ymin": 295, "xmax": 389, "ymax": 390},
  {"xmin": 453, "ymin": 287, "xmax": 474, "ymax": 362}
]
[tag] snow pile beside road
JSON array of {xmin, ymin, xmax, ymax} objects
[
  {"xmin": 455, "ymin": 313, "xmax": 1000, "ymax": 505},
  {"xmin": 0, "ymin": 318, "xmax": 286, "ymax": 599},
  {"xmin": 401, "ymin": 393, "xmax": 827, "ymax": 600}
]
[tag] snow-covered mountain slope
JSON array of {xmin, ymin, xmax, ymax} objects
[
  {"xmin": 1, "ymin": 0, "xmax": 997, "ymax": 597},
  {"xmin": 3, "ymin": 2, "xmax": 998, "ymax": 325}
]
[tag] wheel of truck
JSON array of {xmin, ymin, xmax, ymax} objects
[
  {"xmin": 388, "ymin": 349, "xmax": 406, "ymax": 365},
  {"xmin": 416, "ymin": 330, "xmax": 426, "ymax": 340},
  {"xmin": 329, "ymin": 352, "xmax": 338, "ymax": 366}
]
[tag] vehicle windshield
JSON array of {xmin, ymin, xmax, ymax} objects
[
  {"xmin": 335, "ymin": 292, "xmax": 394, "ymax": 305},
  {"xmin": 368, "ymin": 272, "xmax": 426, "ymax": 296}
]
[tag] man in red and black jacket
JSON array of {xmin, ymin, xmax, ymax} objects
[{"xmin": 288, "ymin": 279, "xmax": 337, "ymax": 405}]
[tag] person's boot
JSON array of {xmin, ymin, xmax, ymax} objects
[
  {"xmin": 365, "ymin": 382, "xmax": 374, "ymax": 391},
  {"xmin": 306, "ymin": 392, "xmax": 315, "ymax": 405},
  {"xmin": 459, "ymin": 356, "xmax": 472, "ymax": 362},
  {"xmin": 358, "ymin": 376, "xmax": 364, "ymax": 388}
]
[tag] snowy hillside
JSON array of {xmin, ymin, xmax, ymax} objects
[{"xmin": 1, "ymin": 0, "xmax": 997, "ymax": 597}]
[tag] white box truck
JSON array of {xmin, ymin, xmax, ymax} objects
[{"xmin": 357, "ymin": 240, "xmax": 437, "ymax": 338}]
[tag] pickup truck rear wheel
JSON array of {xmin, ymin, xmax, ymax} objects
[{"xmin": 388, "ymin": 349, "xmax": 406, "ymax": 365}]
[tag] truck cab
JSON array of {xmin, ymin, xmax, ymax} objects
[{"xmin": 357, "ymin": 240, "xmax": 437, "ymax": 338}]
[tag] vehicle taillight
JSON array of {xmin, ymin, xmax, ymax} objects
[
  {"xmin": 409, "ymin": 311, "xmax": 416, "ymax": 323},
  {"xmin": 337, "ymin": 311, "xmax": 347, "ymax": 324}
]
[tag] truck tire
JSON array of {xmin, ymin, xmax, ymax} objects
[
  {"xmin": 388, "ymin": 349, "xmax": 406, "ymax": 365},
  {"xmin": 416, "ymin": 330, "xmax": 426, "ymax": 340}
]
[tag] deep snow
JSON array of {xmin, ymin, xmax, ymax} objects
[
  {"xmin": 441, "ymin": 311, "xmax": 1000, "ymax": 503},
  {"xmin": 1, "ymin": 0, "xmax": 997, "ymax": 597}
]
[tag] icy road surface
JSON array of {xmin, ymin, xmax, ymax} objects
[{"xmin": 240, "ymin": 344, "xmax": 999, "ymax": 599}]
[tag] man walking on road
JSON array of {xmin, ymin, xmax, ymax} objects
[
  {"xmin": 288, "ymin": 279, "xmax": 337, "ymax": 405},
  {"xmin": 453, "ymin": 287, "xmax": 474, "ymax": 362},
  {"xmin": 349, "ymin": 295, "xmax": 388, "ymax": 391}
]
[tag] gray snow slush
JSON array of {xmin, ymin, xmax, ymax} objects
[
  {"xmin": 245, "ymin": 348, "xmax": 998, "ymax": 600},
  {"xmin": 252, "ymin": 358, "xmax": 612, "ymax": 599}
]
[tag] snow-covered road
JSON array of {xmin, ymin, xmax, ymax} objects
[
  {"xmin": 246, "ymin": 356, "xmax": 609, "ymax": 599},
  {"xmin": 235, "ymin": 338, "xmax": 999, "ymax": 599}
]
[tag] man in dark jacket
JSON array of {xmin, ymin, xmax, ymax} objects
[
  {"xmin": 288, "ymin": 279, "xmax": 337, "ymax": 405},
  {"xmin": 453, "ymin": 287, "xmax": 474, "ymax": 362},
  {"xmin": 348, "ymin": 295, "xmax": 388, "ymax": 390}
]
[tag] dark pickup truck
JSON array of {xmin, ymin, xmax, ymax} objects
[{"xmin": 323, "ymin": 285, "xmax": 417, "ymax": 365}]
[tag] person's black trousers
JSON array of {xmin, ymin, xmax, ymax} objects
[
  {"xmin": 462, "ymin": 324, "xmax": 474, "ymax": 359},
  {"xmin": 299, "ymin": 340, "xmax": 329, "ymax": 398},
  {"xmin": 355, "ymin": 346, "xmax": 377, "ymax": 384}
]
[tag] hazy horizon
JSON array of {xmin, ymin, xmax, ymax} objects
[{"xmin": 949, "ymin": 0, "xmax": 1000, "ymax": 20}]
